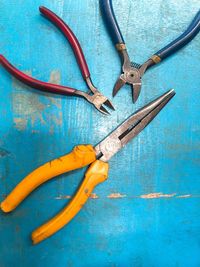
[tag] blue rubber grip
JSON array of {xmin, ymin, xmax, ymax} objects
[
  {"xmin": 100, "ymin": 0, "xmax": 125, "ymax": 45},
  {"xmin": 186, "ymin": 10, "xmax": 200, "ymax": 33},
  {"xmin": 155, "ymin": 10, "xmax": 200, "ymax": 60}
]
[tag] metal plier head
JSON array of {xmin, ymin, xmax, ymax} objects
[
  {"xmin": 75, "ymin": 77, "xmax": 115, "ymax": 115},
  {"xmin": 95, "ymin": 89, "xmax": 175, "ymax": 161},
  {"xmin": 113, "ymin": 45, "xmax": 153, "ymax": 103}
]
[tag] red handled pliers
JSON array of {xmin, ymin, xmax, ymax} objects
[{"xmin": 0, "ymin": 6, "xmax": 114, "ymax": 115}]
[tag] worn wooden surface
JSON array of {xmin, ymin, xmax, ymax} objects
[{"xmin": 0, "ymin": 0, "xmax": 200, "ymax": 266}]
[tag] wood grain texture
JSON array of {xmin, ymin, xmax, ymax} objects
[{"xmin": 0, "ymin": 0, "xmax": 200, "ymax": 266}]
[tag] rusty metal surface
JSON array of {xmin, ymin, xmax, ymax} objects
[{"xmin": 0, "ymin": 0, "xmax": 200, "ymax": 266}]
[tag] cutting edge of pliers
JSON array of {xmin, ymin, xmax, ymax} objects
[
  {"xmin": 112, "ymin": 46, "xmax": 153, "ymax": 102},
  {"xmin": 1, "ymin": 89, "xmax": 175, "ymax": 244},
  {"xmin": 0, "ymin": 6, "xmax": 115, "ymax": 115}
]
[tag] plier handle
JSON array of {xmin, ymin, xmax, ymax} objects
[
  {"xmin": 0, "ymin": 6, "xmax": 114, "ymax": 115},
  {"xmin": 1, "ymin": 145, "xmax": 105, "ymax": 245},
  {"xmin": 100, "ymin": 0, "xmax": 200, "ymax": 102}
]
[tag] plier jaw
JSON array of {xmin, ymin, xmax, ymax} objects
[
  {"xmin": 95, "ymin": 89, "xmax": 175, "ymax": 162},
  {"xmin": 113, "ymin": 48, "xmax": 151, "ymax": 102},
  {"xmin": 75, "ymin": 77, "xmax": 114, "ymax": 115},
  {"xmin": 76, "ymin": 90, "xmax": 114, "ymax": 115},
  {"xmin": 113, "ymin": 73, "xmax": 142, "ymax": 103},
  {"xmin": 85, "ymin": 77, "xmax": 115, "ymax": 114}
]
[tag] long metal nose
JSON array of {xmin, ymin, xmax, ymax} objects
[
  {"xmin": 95, "ymin": 89, "xmax": 175, "ymax": 162},
  {"xmin": 119, "ymin": 89, "xmax": 176, "ymax": 148}
]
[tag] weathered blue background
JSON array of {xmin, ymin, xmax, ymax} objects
[{"xmin": 0, "ymin": 0, "xmax": 200, "ymax": 266}]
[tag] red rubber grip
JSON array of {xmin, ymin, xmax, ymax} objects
[
  {"xmin": 40, "ymin": 6, "xmax": 90, "ymax": 79},
  {"xmin": 0, "ymin": 55, "xmax": 76, "ymax": 95}
]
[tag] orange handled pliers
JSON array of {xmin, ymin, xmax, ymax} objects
[{"xmin": 1, "ymin": 89, "xmax": 175, "ymax": 244}]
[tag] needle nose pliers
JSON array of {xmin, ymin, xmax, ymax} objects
[
  {"xmin": 0, "ymin": 6, "xmax": 114, "ymax": 115},
  {"xmin": 1, "ymin": 89, "xmax": 175, "ymax": 244},
  {"xmin": 100, "ymin": 0, "xmax": 200, "ymax": 103}
]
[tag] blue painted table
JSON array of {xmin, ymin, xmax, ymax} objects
[{"xmin": 0, "ymin": 1, "xmax": 200, "ymax": 266}]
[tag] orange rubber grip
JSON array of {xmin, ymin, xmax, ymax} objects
[
  {"xmin": 32, "ymin": 160, "xmax": 109, "ymax": 244},
  {"xmin": 1, "ymin": 145, "xmax": 96, "ymax": 213}
]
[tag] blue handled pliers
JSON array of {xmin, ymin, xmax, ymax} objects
[{"xmin": 100, "ymin": 0, "xmax": 200, "ymax": 102}]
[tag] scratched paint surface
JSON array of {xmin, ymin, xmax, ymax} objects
[{"xmin": 0, "ymin": 0, "xmax": 200, "ymax": 266}]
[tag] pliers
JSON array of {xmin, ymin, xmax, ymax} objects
[
  {"xmin": 0, "ymin": 6, "xmax": 114, "ymax": 115},
  {"xmin": 100, "ymin": 0, "xmax": 200, "ymax": 102},
  {"xmin": 1, "ymin": 89, "xmax": 175, "ymax": 244}
]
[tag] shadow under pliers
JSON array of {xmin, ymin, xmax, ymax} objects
[
  {"xmin": 100, "ymin": 0, "xmax": 200, "ymax": 103},
  {"xmin": 0, "ymin": 6, "xmax": 115, "ymax": 115}
]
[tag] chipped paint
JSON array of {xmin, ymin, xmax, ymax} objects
[
  {"xmin": 49, "ymin": 70, "xmax": 61, "ymax": 85},
  {"xmin": 48, "ymin": 96, "xmax": 62, "ymax": 109},
  {"xmin": 47, "ymin": 71, "xmax": 62, "ymax": 110},
  {"xmin": 90, "ymin": 193, "xmax": 99, "ymax": 199},
  {"xmin": 55, "ymin": 193, "xmax": 200, "ymax": 200},
  {"xmin": 12, "ymin": 92, "xmax": 45, "ymax": 116},
  {"xmin": 55, "ymin": 195, "xmax": 71, "ymax": 200},
  {"xmin": 177, "ymin": 194, "xmax": 191, "ymax": 198},
  {"xmin": 56, "ymin": 0, "xmax": 64, "ymax": 17},
  {"xmin": 48, "ymin": 70, "xmax": 63, "ymax": 133},
  {"xmin": 14, "ymin": 118, "xmax": 28, "ymax": 131},
  {"xmin": 140, "ymin": 193, "xmax": 177, "ymax": 199},
  {"xmin": 12, "ymin": 72, "xmax": 46, "ymax": 129},
  {"xmin": 51, "ymin": 113, "xmax": 63, "ymax": 126},
  {"xmin": 55, "ymin": 193, "xmax": 99, "ymax": 200},
  {"xmin": 107, "ymin": 193, "xmax": 127, "ymax": 199},
  {"xmin": 12, "ymin": 70, "xmax": 63, "ymax": 130}
]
